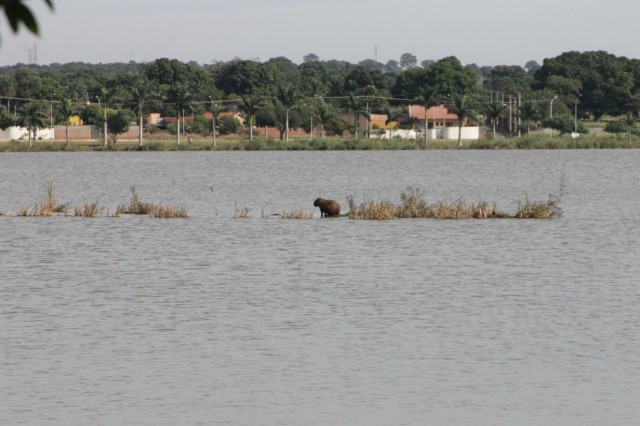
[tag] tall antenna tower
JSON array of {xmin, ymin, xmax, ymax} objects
[
  {"xmin": 28, "ymin": 43, "xmax": 38, "ymax": 64},
  {"xmin": 374, "ymin": 45, "xmax": 378, "ymax": 62}
]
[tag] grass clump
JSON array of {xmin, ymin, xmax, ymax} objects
[
  {"xmin": 121, "ymin": 186, "xmax": 157, "ymax": 214},
  {"xmin": 75, "ymin": 202, "xmax": 104, "ymax": 217},
  {"xmin": 151, "ymin": 205, "xmax": 190, "ymax": 218},
  {"xmin": 347, "ymin": 187, "xmax": 560, "ymax": 220},
  {"xmin": 233, "ymin": 204, "xmax": 251, "ymax": 218},
  {"xmin": 514, "ymin": 195, "xmax": 562, "ymax": 219},
  {"xmin": 278, "ymin": 209, "xmax": 315, "ymax": 219}
]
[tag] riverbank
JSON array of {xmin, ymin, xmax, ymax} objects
[{"xmin": 1, "ymin": 134, "xmax": 639, "ymax": 151}]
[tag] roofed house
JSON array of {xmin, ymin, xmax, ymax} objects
[{"xmin": 409, "ymin": 104, "xmax": 479, "ymax": 140}]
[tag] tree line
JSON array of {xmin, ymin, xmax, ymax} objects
[{"xmin": 2, "ymin": 50, "xmax": 640, "ymax": 145}]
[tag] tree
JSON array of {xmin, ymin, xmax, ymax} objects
[
  {"xmin": 604, "ymin": 113, "xmax": 636, "ymax": 143},
  {"xmin": 218, "ymin": 115, "xmax": 239, "ymax": 135},
  {"xmin": 485, "ymin": 99, "xmax": 506, "ymax": 139},
  {"xmin": 534, "ymin": 51, "xmax": 634, "ymax": 120},
  {"xmin": 1, "ymin": 0, "xmax": 53, "ymax": 41},
  {"xmin": 0, "ymin": 105, "xmax": 15, "ymax": 129},
  {"xmin": 16, "ymin": 102, "xmax": 48, "ymax": 147},
  {"xmin": 426, "ymin": 56, "xmax": 477, "ymax": 98},
  {"xmin": 209, "ymin": 101, "xmax": 224, "ymax": 147},
  {"xmin": 346, "ymin": 95, "xmax": 369, "ymax": 140},
  {"xmin": 239, "ymin": 94, "xmax": 265, "ymax": 142},
  {"xmin": 416, "ymin": 86, "xmax": 440, "ymax": 147},
  {"xmin": 400, "ymin": 53, "xmax": 418, "ymax": 69},
  {"xmin": 128, "ymin": 77, "xmax": 160, "ymax": 147},
  {"xmin": 315, "ymin": 103, "xmax": 334, "ymax": 138},
  {"xmin": 449, "ymin": 94, "xmax": 475, "ymax": 147},
  {"xmin": 106, "ymin": 109, "xmax": 132, "ymax": 145},
  {"xmin": 542, "ymin": 115, "xmax": 587, "ymax": 136},
  {"xmin": 384, "ymin": 106, "xmax": 401, "ymax": 139},
  {"xmin": 303, "ymin": 53, "xmax": 319, "ymax": 63},
  {"xmin": 276, "ymin": 83, "xmax": 302, "ymax": 143},
  {"xmin": 519, "ymin": 100, "xmax": 541, "ymax": 136},
  {"xmin": 57, "ymin": 96, "xmax": 74, "ymax": 149}
]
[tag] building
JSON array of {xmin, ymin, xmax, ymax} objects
[{"xmin": 409, "ymin": 104, "xmax": 479, "ymax": 140}]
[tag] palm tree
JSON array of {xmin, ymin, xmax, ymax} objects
[
  {"xmin": 127, "ymin": 76, "xmax": 160, "ymax": 147},
  {"xmin": 209, "ymin": 100, "xmax": 223, "ymax": 148},
  {"xmin": 485, "ymin": 99, "xmax": 506, "ymax": 139},
  {"xmin": 276, "ymin": 84, "xmax": 302, "ymax": 143},
  {"xmin": 347, "ymin": 95, "xmax": 369, "ymax": 140},
  {"xmin": 384, "ymin": 106, "xmax": 401, "ymax": 139},
  {"xmin": 57, "ymin": 96, "xmax": 74, "ymax": 149},
  {"xmin": 416, "ymin": 86, "xmax": 440, "ymax": 148},
  {"xmin": 315, "ymin": 103, "xmax": 333, "ymax": 138},
  {"xmin": 519, "ymin": 100, "xmax": 540, "ymax": 136},
  {"xmin": 239, "ymin": 94, "xmax": 265, "ymax": 142},
  {"xmin": 17, "ymin": 103, "xmax": 48, "ymax": 147},
  {"xmin": 169, "ymin": 85, "xmax": 194, "ymax": 144},
  {"xmin": 449, "ymin": 94, "xmax": 476, "ymax": 147}
]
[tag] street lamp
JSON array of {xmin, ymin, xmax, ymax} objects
[
  {"xmin": 574, "ymin": 94, "xmax": 582, "ymax": 136},
  {"xmin": 96, "ymin": 96, "xmax": 107, "ymax": 147},
  {"xmin": 208, "ymin": 96, "xmax": 216, "ymax": 148},
  {"xmin": 549, "ymin": 95, "xmax": 557, "ymax": 138}
]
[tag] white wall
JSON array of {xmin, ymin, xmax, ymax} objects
[{"xmin": 0, "ymin": 126, "xmax": 54, "ymax": 141}]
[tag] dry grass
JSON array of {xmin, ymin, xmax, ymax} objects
[
  {"xmin": 233, "ymin": 204, "xmax": 251, "ymax": 218},
  {"xmin": 278, "ymin": 209, "xmax": 315, "ymax": 219},
  {"xmin": 122, "ymin": 187, "xmax": 157, "ymax": 214},
  {"xmin": 75, "ymin": 202, "xmax": 104, "ymax": 217},
  {"xmin": 514, "ymin": 195, "xmax": 562, "ymax": 219},
  {"xmin": 151, "ymin": 205, "xmax": 190, "ymax": 218},
  {"xmin": 347, "ymin": 187, "xmax": 560, "ymax": 220}
]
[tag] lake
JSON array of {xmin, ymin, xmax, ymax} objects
[{"xmin": 1, "ymin": 150, "xmax": 639, "ymax": 425}]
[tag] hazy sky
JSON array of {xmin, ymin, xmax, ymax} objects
[{"xmin": 1, "ymin": 0, "xmax": 639, "ymax": 67}]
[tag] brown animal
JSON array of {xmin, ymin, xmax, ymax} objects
[{"xmin": 314, "ymin": 198, "xmax": 341, "ymax": 217}]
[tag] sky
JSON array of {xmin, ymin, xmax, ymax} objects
[{"xmin": 1, "ymin": 0, "xmax": 640, "ymax": 67}]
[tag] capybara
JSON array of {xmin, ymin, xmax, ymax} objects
[{"xmin": 314, "ymin": 198, "xmax": 341, "ymax": 217}]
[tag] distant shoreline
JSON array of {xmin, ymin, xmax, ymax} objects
[{"xmin": 1, "ymin": 135, "xmax": 639, "ymax": 152}]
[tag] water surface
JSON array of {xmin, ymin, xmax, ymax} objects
[{"xmin": 1, "ymin": 150, "xmax": 639, "ymax": 425}]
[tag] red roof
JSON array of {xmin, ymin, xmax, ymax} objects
[{"xmin": 409, "ymin": 104, "xmax": 457, "ymax": 120}]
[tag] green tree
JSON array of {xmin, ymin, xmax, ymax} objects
[
  {"xmin": 485, "ymin": 99, "xmax": 506, "ymax": 139},
  {"xmin": 416, "ymin": 85, "xmax": 440, "ymax": 147},
  {"xmin": 449, "ymin": 94, "xmax": 476, "ymax": 147},
  {"xmin": 426, "ymin": 56, "xmax": 477, "ymax": 97},
  {"xmin": 604, "ymin": 113, "xmax": 636, "ymax": 142},
  {"xmin": 0, "ymin": 105, "xmax": 14, "ymax": 129},
  {"xmin": 276, "ymin": 84, "xmax": 302, "ymax": 143},
  {"xmin": 346, "ymin": 95, "xmax": 369, "ymax": 140},
  {"xmin": 57, "ymin": 96, "xmax": 74, "ymax": 149},
  {"xmin": 218, "ymin": 115, "xmax": 239, "ymax": 135},
  {"xmin": 534, "ymin": 51, "xmax": 634, "ymax": 120},
  {"xmin": 400, "ymin": 53, "xmax": 418, "ymax": 69},
  {"xmin": 208, "ymin": 101, "xmax": 224, "ymax": 147},
  {"xmin": 519, "ymin": 100, "xmax": 540, "ymax": 136},
  {"xmin": 239, "ymin": 94, "xmax": 265, "ymax": 142},
  {"xmin": 1, "ymin": 0, "xmax": 53, "ymax": 40},
  {"xmin": 125, "ymin": 75, "xmax": 160, "ymax": 147},
  {"xmin": 106, "ymin": 109, "xmax": 132, "ymax": 145},
  {"xmin": 16, "ymin": 102, "xmax": 48, "ymax": 147},
  {"xmin": 542, "ymin": 115, "xmax": 587, "ymax": 136},
  {"xmin": 315, "ymin": 103, "xmax": 334, "ymax": 138},
  {"xmin": 384, "ymin": 106, "xmax": 401, "ymax": 140}
]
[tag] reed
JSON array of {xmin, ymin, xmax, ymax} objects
[
  {"xmin": 75, "ymin": 202, "xmax": 104, "ymax": 217},
  {"xmin": 151, "ymin": 205, "xmax": 190, "ymax": 218},
  {"xmin": 233, "ymin": 204, "xmax": 251, "ymax": 218},
  {"xmin": 278, "ymin": 209, "xmax": 315, "ymax": 219},
  {"xmin": 123, "ymin": 187, "xmax": 157, "ymax": 214},
  {"xmin": 514, "ymin": 194, "xmax": 562, "ymax": 219},
  {"xmin": 347, "ymin": 188, "xmax": 559, "ymax": 220},
  {"xmin": 348, "ymin": 199, "xmax": 397, "ymax": 220}
]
